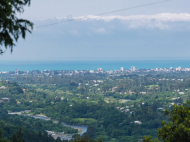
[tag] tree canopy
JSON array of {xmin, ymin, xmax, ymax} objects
[
  {"xmin": 0, "ymin": 0, "xmax": 33, "ymax": 54},
  {"xmin": 144, "ymin": 101, "xmax": 190, "ymax": 142},
  {"xmin": 0, "ymin": 129, "xmax": 9, "ymax": 142}
]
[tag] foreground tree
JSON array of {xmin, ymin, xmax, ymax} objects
[
  {"xmin": 0, "ymin": 129, "xmax": 9, "ymax": 142},
  {"xmin": 144, "ymin": 101, "xmax": 190, "ymax": 142},
  {"xmin": 70, "ymin": 134, "xmax": 102, "ymax": 142},
  {"xmin": 10, "ymin": 128, "xmax": 25, "ymax": 142},
  {"xmin": 0, "ymin": 0, "xmax": 33, "ymax": 54}
]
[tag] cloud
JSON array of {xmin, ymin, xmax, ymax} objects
[
  {"xmin": 4, "ymin": 13, "xmax": 190, "ymax": 61},
  {"xmin": 123, "ymin": 19, "xmax": 170, "ymax": 30},
  {"xmin": 39, "ymin": 13, "xmax": 190, "ymax": 23},
  {"xmin": 36, "ymin": 13, "xmax": 190, "ymax": 31},
  {"xmin": 75, "ymin": 13, "xmax": 190, "ymax": 30},
  {"xmin": 76, "ymin": 13, "xmax": 190, "ymax": 22}
]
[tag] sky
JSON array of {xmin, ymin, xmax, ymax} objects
[{"xmin": 1, "ymin": 0, "xmax": 190, "ymax": 61}]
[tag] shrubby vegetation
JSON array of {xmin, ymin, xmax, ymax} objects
[
  {"xmin": 1, "ymin": 70, "xmax": 190, "ymax": 141},
  {"xmin": 144, "ymin": 101, "xmax": 190, "ymax": 142}
]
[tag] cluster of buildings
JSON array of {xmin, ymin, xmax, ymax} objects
[
  {"xmin": 153, "ymin": 66, "xmax": 190, "ymax": 72},
  {"xmin": 120, "ymin": 66, "xmax": 136, "ymax": 72},
  {"xmin": 0, "ymin": 97, "xmax": 9, "ymax": 104},
  {"xmin": 116, "ymin": 106, "xmax": 142, "ymax": 124},
  {"xmin": 1, "ymin": 65, "xmax": 190, "ymax": 76}
]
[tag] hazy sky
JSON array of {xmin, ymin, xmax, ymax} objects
[{"xmin": 1, "ymin": 0, "xmax": 190, "ymax": 61}]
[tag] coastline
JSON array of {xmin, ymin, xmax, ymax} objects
[{"xmin": 1, "ymin": 59, "xmax": 190, "ymax": 72}]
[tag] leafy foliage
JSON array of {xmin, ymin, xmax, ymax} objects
[
  {"xmin": 1, "ymin": 71, "xmax": 190, "ymax": 141},
  {"xmin": 70, "ymin": 135, "xmax": 102, "ymax": 142},
  {"xmin": 10, "ymin": 128, "xmax": 24, "ymax": 142},
  {"xmin": 144, "ymin": 102, "xmax": 190, "ymax": 142},
  {"xmin": 0, "ymin": 129, "xmax": 9, "ymax": 142},
  {"xmin": 0, "ymin": 0, "xmax": 33, "ymax": 54}
]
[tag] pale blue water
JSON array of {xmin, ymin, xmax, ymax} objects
[{"xmin": 1, "ymin": 60, "xmax": 190, "ymax": 71}]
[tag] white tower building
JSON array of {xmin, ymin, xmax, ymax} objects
[
  {"xmin": 131, "ymin": 66, "xmax": 136, "ymax": 72},
  {"xmin": 121, "ymin": 67, "xmax": 124, "ymax": 72}
]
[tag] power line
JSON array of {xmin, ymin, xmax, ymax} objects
[{"xmin": 35, "ymin": 0, "xmax": 172, "ymax": 28}]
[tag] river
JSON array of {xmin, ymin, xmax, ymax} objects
[{"xmin": 8, "ymin": 112, "xmax": 88, "ymax": 140}]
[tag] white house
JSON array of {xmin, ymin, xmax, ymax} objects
[
  {"xmin": 134, "ymin": 121, "xmax": 142, "ymax": 124},
  {"xmin": 179, "ymin": 92, "xmax": 184, "ymax": 95},
  {"xmin": 0, "ymin": 86, "xmax": 7, "ymax": 89}
]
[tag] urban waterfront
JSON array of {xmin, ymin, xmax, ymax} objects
[{"xmin": 1, "ymin": 59, "xmax": 190, "ymax": 72}]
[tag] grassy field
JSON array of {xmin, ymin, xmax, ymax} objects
[
  {"xmin": 104, "ymin": 97, "xmax": 117, "ymax": 103},
  {"xmin": 73, "ymin": 118, "xmax": 97, "ymax": 125},
  {"xmin": 119, "ymin": 99, "xmax": 132, "ymax": 103},
  {"xmin": 146, "ymin": 85, "xmax": 159, "ymax": 88}
]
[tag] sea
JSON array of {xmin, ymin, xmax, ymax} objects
[{"xmin": 1, "ymin": 59, "xmax": 190, "ymax": 72}]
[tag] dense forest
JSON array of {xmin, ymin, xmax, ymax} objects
[{"xmin": 1, "ymin": 70, "xmax": 190, "ymax": 141}]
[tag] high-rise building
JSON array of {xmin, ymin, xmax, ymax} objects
[
  {"xmin": 97, "ymin": 68, "xmax": 102, "ymax": 72},
  {"xmin": 121, "ymin": 67, "xmax": 124, "ymax": 72},
  {"xmin": 89, "ymin": 70, "xmax": 95, "ymax": 73},
  {"xmin": 15, "ymin": 69, "xmax": 19, "ymax": 75},
  {"xmin": 26, "ymin": 71, "xmax": 29, "ymax": 75},
  {"xmin": 131, "ymin": 66, "xmax": 136, "ymax": 72},
  {"xmin": 176, "ymin": 67, "xmax": 181, "ymax": 71}
]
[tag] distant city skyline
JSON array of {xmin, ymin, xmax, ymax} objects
[
  {"xmin": 1, "ymin": 60, "xmax": 190, "ymax": 72},
  {"xmin": 1, "ymin": 65, "xmax": 190, "ymax": 74}
]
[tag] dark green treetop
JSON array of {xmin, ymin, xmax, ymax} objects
[
  {"xmin": 0, "ymin": 129, "xmax": 9, "ymax": 142},
  {"xmin": 10, "ymin": 128, "xmax": 25, "ymax": 142},
  {"xmin": 0, "ymin": 0, "xmax": 33, "ymax": 54},
  {"xmin": 144, "ymin": 101, "xmax": 190, "ymax": 142}
]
